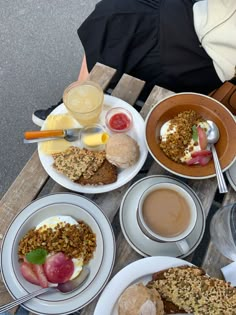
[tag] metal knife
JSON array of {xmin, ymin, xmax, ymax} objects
[{"xmin": 24, "ymin": 128, "xmax": 82, "ymax": 143}]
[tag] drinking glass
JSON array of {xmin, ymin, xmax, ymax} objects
[
  {"xmin": 210, "ymin": 203, "xmax": 236, "ymax": 261},
  {"xmin": 63, "ymin": 80, "xmax": 104, "ymax": 126}
]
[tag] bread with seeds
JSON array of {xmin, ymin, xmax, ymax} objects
[{"xmin": 147, "ymin": 266, "xmax": 236, "ymax": 315}]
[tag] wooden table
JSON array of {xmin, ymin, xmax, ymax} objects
[{"xmin": 0, "ymin": 62, "xmax": 236, "ymax": 315}]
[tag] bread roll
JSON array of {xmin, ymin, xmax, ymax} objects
[
  {"xmin": 118, "ymin": 283, "xmax": 164, "ymax": 315},
  {"xmin": 105, "ymin": 134, "xmax": 139, "ymax": 168}
]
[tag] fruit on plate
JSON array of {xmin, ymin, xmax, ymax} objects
[
  {"xmin": 20, "ymin": 261, "xmax": 41, "ymax": 286},
  {"xmin": 32, "ymin": 263, "xmax": 49, "ymax": 288},
  {"xmin": 44, "ymin": 252, "xmax": 74, "ymax": 284},
  {"xmin": 18, "ymin": 215, "xmax": 96, "ymax": 288},
  {"xmin": 20, "ymin": 251, "xmax": 76, "ymax": 287}
]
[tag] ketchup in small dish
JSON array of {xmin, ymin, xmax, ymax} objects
[{"xmin": 105, "ymin": 107, "xmax": 133, "ymax": 133}]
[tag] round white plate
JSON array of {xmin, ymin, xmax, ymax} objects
[
  {"xmin": 226, "ymin": 160, "xmax": 236, "ymax": 192},
  {"xmin": 1, "ymin": 193, "xmax": 116, "ymax": 315},
  {"xmin": 38, "ymin": 94, "xmax": 148, "ymax": 194},
  {"xmin": 94, "ymin": 256, "xmax": 193, "ymax": 315},
  {"xmin": 120, "ymin": 175, "xmax": 205, "ymax": 258}
]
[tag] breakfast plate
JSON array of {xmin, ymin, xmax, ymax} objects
[
  {"xmin": 38, "ymin": 94, "xmax": 148, "ymax": 193},
  {"xmin": 94, "ymin": 256, "xmax": 193, "ymax": 315},
  {"xmin": 119, "ymin": 175, "xmax": 205, "ymax": 258},
  {"xmin": 1, "ymin": 193, "xmax": 116, "ymax": 315}
]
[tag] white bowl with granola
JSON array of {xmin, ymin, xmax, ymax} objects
[{"xmin": 1, "ymin": 193, "xmax": 116, "ymax": 315}]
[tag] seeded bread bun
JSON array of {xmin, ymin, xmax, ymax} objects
[
  {"xmin": 118, "ymin": 283, "xmax": 164, "ymax": 315},
  {"xmin": 105, "ymin": 134, "xmax": 140, "ymax": 169}
]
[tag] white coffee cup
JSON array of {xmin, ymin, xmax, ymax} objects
[{"xmin": 137, "ymin": 183, "xmax": 197, "ymax": 254}]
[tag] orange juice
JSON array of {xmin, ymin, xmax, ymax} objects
[{"xmin": 63, "ymin": 81, "xmax": 104, "ymax": 126}]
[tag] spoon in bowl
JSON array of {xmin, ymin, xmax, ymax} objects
[
  {"xmin": 207, "ymin": 120, "xmax": 228, "ymax": 194},
  {"xmin": 0, "ymin": 266, "xmax": 90, "ymax": 313}
]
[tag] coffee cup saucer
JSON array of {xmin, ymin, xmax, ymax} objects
[{"xmin": 119, "ymin": 175, "xmax": 205, "ymax": 258}]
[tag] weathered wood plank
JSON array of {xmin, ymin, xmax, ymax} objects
[
  {"xmin": 111, "ymin": 73, "xmax": 145, "ymax": 105},
  {"xmin": 85, "ymin": 183, "xmax": 130, "ymax": 223},
  {"xmin": 50, "ymin": 182, "xmax": 69, "ymax": 194},
  {"xmin": 0, "ymin": 151, "xmax": 48, "ymax": 245},
  {"xmin": 186, "ymin": 177, "xmax": 218, "ymax": 216},
  {"xmin": 0, "ymin": 151, "xmax": 48, "ymax": 304},
  {"xmin": 202, "ymin": 185, "xmax": 236, "ymax": 278},
  {"xmin": 88, "ymin": 62, "xmax": 116, "ymax": 91},
  {"xmin": 141, "ymin": 85, "xmax": 175, "ymax": 119}
]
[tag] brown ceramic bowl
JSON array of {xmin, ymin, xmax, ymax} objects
[{"xmin": 145, "ymin": 93, "xmax": 236, "ymax": 179}]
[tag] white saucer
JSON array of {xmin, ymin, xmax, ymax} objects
[
  {"xmin": 226, "ymin": 160, "xmax": 236, "ymax": 192},
  {"xmin": 119, "ymin": 175, "xmax": 205, "ymax": 258}
]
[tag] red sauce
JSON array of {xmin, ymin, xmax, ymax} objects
[{"xmin": 109, "ymin": 113, "xmax": 131, "ymax": 131}]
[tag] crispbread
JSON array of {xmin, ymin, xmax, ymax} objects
[
  {"xmin": 52, "ymin": 146, "xmax": 106, "ymax": 181},
  {"xmin": 147, "ymin": 266, "xmax": 236, "ymax": 315}
]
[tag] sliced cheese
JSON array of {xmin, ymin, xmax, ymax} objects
[{"xmin": 39, "ymin": 114, "xmax": 77, "ymax": 154}]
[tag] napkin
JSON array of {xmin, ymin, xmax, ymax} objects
[{"xmin": 221, "ymin": 261, "xmax": 236, "ymax": 286}]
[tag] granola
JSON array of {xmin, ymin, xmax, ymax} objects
[
  {"xmin": 160, "ymin": 110, "xmax": 205, "ymax": 163},
  {"xmin": 18, "ymin": 220, "xmax": 96, "ymax": 264}
]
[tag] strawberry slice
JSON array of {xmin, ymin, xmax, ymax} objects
[
  {"xmin": 197, "ymin": 126, "xmax": 208, "ymax": 150},
  {"xmin": 32, "ymin": 264, "xmax": 48, "ymax": 288},
  {"xmin": 191, "ymin": 150, "xmax": 212, "ymax": 158},
  {"xmin": 20, "ymin": 262, "xmax": 40, "ymax": 285},
  {"xmin": 44, "ymin": 252, "xmax": 74, "ymax": 283}
]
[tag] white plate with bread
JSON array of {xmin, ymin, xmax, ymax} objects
[
  {"xmin": 94, "ymin": 256, "xmax": 193, "ymax": 315},
  {"xmin": 38, "ymin": 95, "xmax": 148, "ymax": 193},
  {"xmin": 94, "ymin": 256, "xmax": 236, "ymax": 315}
]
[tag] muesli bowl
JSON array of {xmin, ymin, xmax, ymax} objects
[
  {"xmin": 145, "ymin": 92, "xmax": 236, "ymax": 179},
  {"xmin": 0, "ymin": 193, "xmax": 106, "ymax": 314}
]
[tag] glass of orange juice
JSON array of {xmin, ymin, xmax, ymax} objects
[{"xmin": 63, "ymin": 80, "xmax": 104, "ymax": 126}]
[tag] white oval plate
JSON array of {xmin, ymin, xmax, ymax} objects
[
  {"xmin": 38, "ymin": 95, "xmax": 148, "ymax": 193},
  {"xmin": 94, "ymin": 256, "xmax": 193, "ymax": 315},
  {"xmin": 1, "ymin": 193, "xmax": 116, "ymax": 315}
]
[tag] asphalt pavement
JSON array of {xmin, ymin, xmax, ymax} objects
[{"xmin": 0, "ymin": 0, "xmax": 97, "ymax": 198}]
